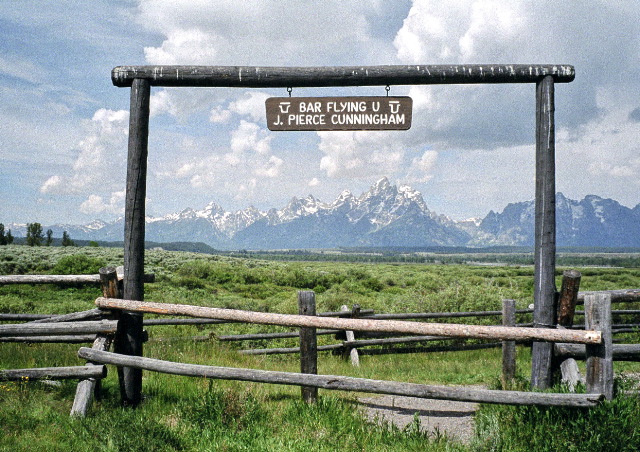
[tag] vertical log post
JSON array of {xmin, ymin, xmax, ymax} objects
[
  {"xmin": 298, "ymin": 291, "xmax": 318, "ymax": 403},
  {"xmin": 91, "ymin": 266, "xmax": 121, "ymax": 397},
  {"xmin": 70, "ymin": 334, "xmax": 112, "ymax": 416},
  {"xmin": 71, "ymin": 265, "xmax": 118, "ymax": 416},
  {"xmin": 531, "ymin": 74, "xmax": 557, "ymax": 390},
  {"xmin": 99, "ymin": 266, "xmax": 122, "ymax": 299},
  {"xmin": 555, "ymin": 270, "xmax": 582, "ymax": 389},
  {"xmin": 557, "ymin": 270, "xmax": 581, "ymax": 327},
  {"xmin": 501, "ymin": 299, "xmax": 516, "ymax": 388},
  {"xmin": 116, "ymin": 77, "xmax": 150, "ymax": 407},
  {"xmin": 585, "ymin": 293, "xmax": 613, "ymax": 400},
  {"xmin": 340, "ymin": 305, "xmax": 360, "ymax": 367}
]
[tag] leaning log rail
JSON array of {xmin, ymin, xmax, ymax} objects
[
  {"xmin": 92, "ymin": 294, "xmax": 613, "ymax": 409},
  {"xmin": 78, "ymin": 347, "xmax": 603, "ymax": 408},
  {"xmin": 95, "ymin": 297, "xmax": 602, "ymax": 344}
]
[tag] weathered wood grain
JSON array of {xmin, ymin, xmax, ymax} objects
[
  {"xmin": 0, "ymin": 335, "xmax": 97, "ymax": 343},
  {"xmin": 0, "ymin": 275, "xmax": 100, "ymax": 285},
  {"xmin": 78, "ymin": 348, "xmax": 602, "ymax": 408},
  {"xmin": 112, "ymin": 65, "xmax": 575, "ymax": 88},
  {"xmin": 556, "ymin": 343, "xmax": 640, "ymax": 361},
  {"xmin": 0, "ymin": 365, "xmax": 106, "ymax": 381},
  {"xmin": 0, "ymin": 320, "xmax": 117, "ymax": 337},
  {"xmin": 0, "ymin": 274, "xmax": 154, "ymax": 286},
  {"xmin": 0, "ymin": 314, "xmax": 53, "ymax": 321},
  {"xmin": 502, "ymin": 299, "xmax": 517, "ymax": 387},
  {"xmin": 28, "ymin": 309, "xmax": 103, "ymax": 324},
  {"xmin": 531, "ymin": 75, "xmax": 557, "ymax": 390},
  {"xmin": 118, "ymin": 77, "xmax": 150, "ymax": 408},
  {"xmin": 71, "ymin": 334, "xmax": 113, "ymax": 416},
  {"xmin": 576, "ymin": 289, "xmax": 640, "ymax": 304},
  {"xmin": 217, "ymin": 329, "xmax": 339, "ymax": 341},
  {"xmin": 239, "ymin": 344, "xmax": 343, "ymax": 355},
  {"xmin": 298, "ymin": 291, "xmax": 317, "ymax": 403},
  {"xmin": 585, "ymin": 293, "xmax": 614, "ymax": 400},
  {"xmin": 557, "ymin": 270, "xmax": 582, "ymax": 326},
  {"xmin": 95, "ymin": 298, "xmax": 602, "ymax": 344},
  {"xmin": 341, "ymin": 305, "xmax": 360, "ymax": 367},
  {"xmin": 100, "ymin": 266, "xmax": 121, "ymax": 299}
]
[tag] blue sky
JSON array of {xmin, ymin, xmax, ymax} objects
[{"xmin": 1, "ymin": 1, "xmax": 639, "ymax": 226}]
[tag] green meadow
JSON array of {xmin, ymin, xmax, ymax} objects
[{"xmin": 1, "ymin": 245, "xmax": 640, "ymax": 451}]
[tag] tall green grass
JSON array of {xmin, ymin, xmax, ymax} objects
[
  {"xmin": 1, "ymin": 246, "xmax": 640, "ymax": 450},
  {"xmin": 473, "ymin": 378, "xmax": 640, "ymax": 451}
]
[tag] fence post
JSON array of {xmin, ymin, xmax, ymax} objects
[
  {"xmin": 298, "ymin": 291, "xmax": 317, "ymax": 403},
  {"xmin": 70, "ymin": 266, "xmax": 121, "ymax": 416},
  {"xmin": 555, "ymin": 270, "xmax": 582, "ymax": 389},
  {"xmin": 557, "ymin": 270, "xmax": 581, "ymax": 327},
  {"xmin": 501, "ymin": 299, "xmax": 516, "ymax": 388},
  {"xmin": 117, "ymin": 77, "xmax": 150, "ymax": 407},
  {"xmin": 340, "ymin": 305, "xmax": 360, "ymax": 367},
  {"xmin": 531, "ymin": 74, "xmax": 557, "ymax": 391},
  {"xmin": 585, "ymin": 293, "xmax": 613, "ymax": 400},
  {"xmin": 70, "ymin": 334, "xmax": 112, "ymax": 416},
  {"xmin": 99, "ymin": 266, "xmax": 121, "ymax": 299}
]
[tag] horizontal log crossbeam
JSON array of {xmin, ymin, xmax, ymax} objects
[
  {"xmin": 78, "ymin": 348, "xmax": 601, "ymax": 408},
  {"xmin": 0, "ymin": 274, "xmax": 155, "ymax": 286},
  {"xmin": 95, "ymin": 298, "xmax": 602, "ymax": 344},
  {"xmin": 0, "ymin": 320, "xmax": 118, "ymax": 337},
  {"xmin": 112, "ymin": 64, "xmax": 575, "ymax": 88},
  {"xmin": 0, "ymin": 365, "xmax": 107, "ymax": 381}
]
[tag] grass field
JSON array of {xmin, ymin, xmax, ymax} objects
[{"xmin": 1, "ymin": 245, "xmax": 640, "ymax": 451}]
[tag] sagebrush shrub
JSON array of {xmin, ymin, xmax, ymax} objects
[{"xmin": 50, "ymin": 254, "xmax": 106, "ymax": 275}]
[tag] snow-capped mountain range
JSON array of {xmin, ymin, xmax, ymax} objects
[{"xmin": 7, "ymin": 178, "xmax": 640, "ymax": 249}]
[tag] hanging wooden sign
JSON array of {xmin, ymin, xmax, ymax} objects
[{"xmin": 265, "ymin": 96, "xmax": 412, "ymax": 131}]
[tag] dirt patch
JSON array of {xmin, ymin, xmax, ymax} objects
[{"xmin": 357, "ymin": 395, "xmax": 479, "ymax": 443}]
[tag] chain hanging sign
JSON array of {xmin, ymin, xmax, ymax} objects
[{"xmin": 265, "ymin": 96, "xmax": 412, "ymax": 131}]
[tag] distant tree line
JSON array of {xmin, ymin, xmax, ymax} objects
[
  {"xmin": 0, "ymin": 222, "xmax": 75, "ymax": 247},
  {"xmin": 0, "ymin": 223, "xmax": 13, "ymax": 245}
]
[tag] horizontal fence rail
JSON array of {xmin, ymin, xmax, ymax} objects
[
  {"xmin": 576, "ymin": 289, "xmax": 640, "ymax": 304},
  {"xmin": 0, "ymin": 320, "xmax": 118, "ymax": 337},
  {"xmin": 0, "ymin": 335, "xmax": 99, "ymax": 343},
  {"xmin": 556, "ymin": 343, "xmax": 640, "ymax": 361},
  {"xmin": 0, "ymin": 365, "xmax": 107, "ymax": 381},
  {"xmin": 0, "ymin": 273, "xmax": 155, "ymax": 285},
  {"xmin": 78, "ymin": 348, "xmax": 602, "ymax": 408},
  {"xmin": 95, "ymin": 297, "xmax": 602, "ymax": 344}
]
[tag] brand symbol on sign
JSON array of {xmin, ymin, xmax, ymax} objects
[
  {"xmin": 278, "ymin": 102, "xmax": 291, "ymax": 113},
  {"xmin": 388, "ymin": 101, "xmax": 400, "ymax": 114}
]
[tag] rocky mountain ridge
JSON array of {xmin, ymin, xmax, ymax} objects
[{"xmin": 7, "ymin": 178, "xmax": 640, "ymax": 249}]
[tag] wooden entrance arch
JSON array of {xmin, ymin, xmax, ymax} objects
[{"xmin": 113, "ymin": 64, "xmax": 574, "ymax": 405}]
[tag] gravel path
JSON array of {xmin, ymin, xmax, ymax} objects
[{"xmin": 357, "ymin": 394, "xmax": 479, "ymax": 443}]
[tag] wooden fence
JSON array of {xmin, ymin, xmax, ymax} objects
[
  {"xmin": 88, "ymin": 292, "xmax": 610, "ymax": 409},
  {"xmin": 2, "ymin": 266, "xmax": 639, "ymax": 416},
  {"xmin": 0, "ymin": 266, "xmax": 153, "ymax": 415}
]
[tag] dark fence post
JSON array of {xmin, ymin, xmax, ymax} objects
[
  {"xmin": 502, "ymin": 299, "xmax": 516, "ymax": 388},
  {"xmin": 298, "ymin": 290, "xmax": 317, "ymax": 403},
  {"xmin": 585, "ymin": 293, "xmax": 613, "ymax": 400},
  {"xmin": 555, "ymin": 270, "xmax": 582, "ymax": 389},
  {"xmin": 557, "ymin": 270, "xmax": 581, "ymax": 327},
  {"xmin": 99, "ymin": 266, "xmax": 121, "ymax": 299},
  {"xmin": 531, "ymin": 74, "xmax": 557, "ymax": 390},
  {"xmin": 116, "ymin": 77, "xmax": 150, "ymax": 407}
]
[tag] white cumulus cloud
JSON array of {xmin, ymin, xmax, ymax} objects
[
  {"xmin": 79, "ymin": 191, "xmax": 126, "ymax": 215},
  {"xmin": 39, "ymin": 108, "xmax": 129, "ymax": 195},
  {"xmin": 230, "ymin": 120, "xmax": 272, "ymax": 154}
]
